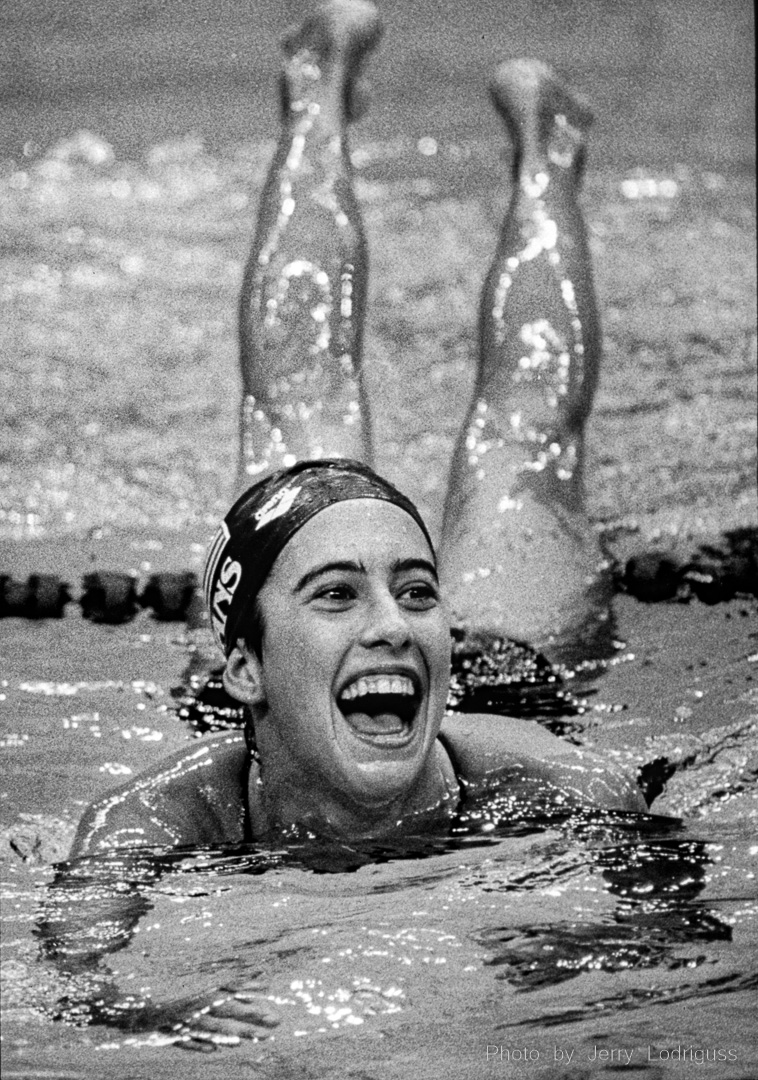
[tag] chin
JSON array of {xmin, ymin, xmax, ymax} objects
[{"xmin": 333, "ymin": 723, "xmax": 437, "ymax": 810}]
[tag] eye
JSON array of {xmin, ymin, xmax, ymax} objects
[
  {"xmin": 310, "ymin": 582, "xmax": 357, "ymax": 608},
  {"xmin": 397, "ymin": 580, "xmax": 439, "ymax": 610}
]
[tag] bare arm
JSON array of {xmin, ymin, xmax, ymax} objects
[
  {"xmin": 439, "ymin": 712, "xmax": 646, "ymax": 813},
  {"xmin": 70, "ymin": 734, "xmax": 250, "ymax": 858},
  {"xmin": 39, "ymin": 734, "xmax": 250, "ymax": 976},
  {"xmin": 37, "ymin": 734, "xmax": 278, "ymax": 1049}
]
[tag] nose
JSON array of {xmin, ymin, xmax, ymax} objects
[{"xmin": 360, "ymin": 588, "xmax": 412, "ymax": 650}]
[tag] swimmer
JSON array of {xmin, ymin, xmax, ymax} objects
[
  {"xmin": 70, "ymin": 459, "xmax": 645, "ymax": 862},
  {"xmin": 45, "ymin": 462, "xmax": 644, "ymax": 1047},
  {"xmin": 237, "ymin": 7, "xmax": 611, "ymax": 657},
  {"xmin": 47, "ymin": 13, "xmax": 646, "ymax": 1046}
]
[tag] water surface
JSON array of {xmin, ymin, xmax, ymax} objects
[{"xmin": 2, "ymin": 587, "xmax": 756, "ymax": 1078}]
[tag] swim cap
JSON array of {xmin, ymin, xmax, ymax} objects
[{"xmin": 203, "ymin": 459, "xmax": 435, "ymax": 655}]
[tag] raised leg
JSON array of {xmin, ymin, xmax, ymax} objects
[
  {"xmin": 439, "ymin": 60, "xmax": 612, "ymax": 660},
  {"xmin": 237, "ymin": 0, "xmax": 382, "ymax": 486}
]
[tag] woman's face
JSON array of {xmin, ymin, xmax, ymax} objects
[{"xmin": 251, "ymin": 499, "xmax": 451, "ymax": 814}]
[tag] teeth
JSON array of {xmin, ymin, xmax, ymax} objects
[{"xmin": 340, "ymin": 675, "xmax": 415, "ymax": 701}]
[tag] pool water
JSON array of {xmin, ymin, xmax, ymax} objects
[
  {"xmin": 1, "ymin": 132, "xmax": 755, "ymax": 546},
  {"xmin": 0, "ymin": 102, "xmax": 756, "ymax": 1077},
  {"xmin": 1, "ymin": 565, "xmax": 756, "ymax": 1078}
]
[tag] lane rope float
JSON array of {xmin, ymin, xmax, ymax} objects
[
  {"xmin": 0, "ymin": 571, "xmax": 199, "ymax": 623},
  {"xmin": 0, "ymin": 527, "xmax": 756, "ymax": 623}
]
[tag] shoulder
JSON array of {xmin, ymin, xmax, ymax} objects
[
  {"xmin": 439, "ymin": 712, "xmax": 646, "ymax": 813},
  {"xmin": 70, "ymin": 733, "xmax": 250, "ymax": 857},
  {"xmin": 440, "ymin": 712, "xmax": 579, "ymax": 770}
]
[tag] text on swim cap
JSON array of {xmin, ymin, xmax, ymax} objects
[{"xmin": 211, "ymin": 556, "xmax": 243, "ymax": 645}]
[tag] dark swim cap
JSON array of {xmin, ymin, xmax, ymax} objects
[{"xmin": 203, "ymin": 459, "xmax": 435, "ymax": 655}]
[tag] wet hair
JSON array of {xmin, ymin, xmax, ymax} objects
[
  {"xmin": 242, "ymin": 595, "xmax": 266, "ymax": 661},
  {"xmin": 203, "ymin": 459, "xmax": 435, "ymax": 657}
]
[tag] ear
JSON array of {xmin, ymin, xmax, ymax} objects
[{"xmin": 223, "ymin": 642, "xmax": 266, "ymax": 707}]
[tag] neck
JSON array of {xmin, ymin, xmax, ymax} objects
[{"xmin": 247, "ymin": 743, "xmax": 459, "ymax": 842}]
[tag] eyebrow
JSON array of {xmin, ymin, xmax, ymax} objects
[
  {"xmin": 391, "ymin": 557, "xmax": 439, "ymax": 582},
  {"xmin": 294, "ymin": 557, "xmax": 438, "ymax": 593},
  {"xmin": 294, "ymin": 560, "xmax": 365, "ymax": 593}
]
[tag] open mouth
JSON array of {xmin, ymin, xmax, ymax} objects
[{"xmin": 337, "ymin": 674, "xmax": 420, "ymax": 744}]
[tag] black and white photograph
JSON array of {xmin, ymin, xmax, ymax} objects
[{"xmin": 1, "ymin": 1, "xmax": 756, "ymax": 1077}]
